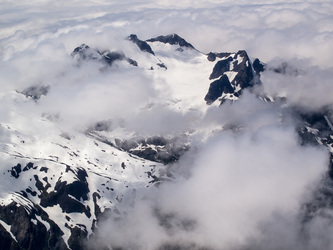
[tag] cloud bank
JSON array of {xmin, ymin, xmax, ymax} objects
[
  {"xmin": 90, "ymin": 92, "xmax": 329, "ymax": 250},
  {"xmin": 1, "ymin": 0, "xmax": 333, "ymax": 249}
]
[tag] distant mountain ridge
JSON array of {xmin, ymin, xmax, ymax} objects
[{"xmin": 72, "ymin": 34, "xmax": 260, "ymax": 106}]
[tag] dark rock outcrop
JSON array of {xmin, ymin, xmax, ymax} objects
[
  {"xmin": 102, "ymin": 51, "xmax": 138, "ymax": 67},
  {"xmin": 128, "ymin": 34, "xmax": 155, "ymax": 55},
  {"xmin": 102, "ymin": 51, "xmax": 125, "ymax": 65},
  {"xmin": 147, "ymin": 34, "xmax": 195, "ymax": 49},
  {"xmin": 231, "ymin": 50, "xmax": 254, "ymax": 89},
  {"xmin": 115, "ymin": 136, "xmax": 188, "ymax": 165},
  {"xmin": 1, "ymin": 162, "xmax": 94, "ymax": 249},
  {"xmin": 10, "ymin": 164, "xmax": 22, "ymax": 179},
  {"xmin": 253, "ymin": 58, "xmax": 265, "ymax": 75},
  {"xmin": 204, "ymin": 75, "xmax": 234, "ymax": 105},
  {"xmin": 0, "ymin": 201, "xmax": 67, "ymax": 250},
  {"xmin": 205, "ymin": 50, "xmax": 254, "ymax": 105},
  {"xmin": 38, "ymin": 168, "xmax": 90, "ymax": 216},
  {"xmin": 207, "ymin": 52, "xmax": 232, "ymax": 62},
  {"xmin": 72, "ymin": 44, "xmax": 138, "ymax": 67},
  {"xmin": 21, "ymin": 85, "xmax": 49, "ymax": 100},
  {"xmin": 209, "ymin": 57, "xmax": 233, "ymax": 80},
  {"xmin": 71, "ymin": 44, "xmax": 101, "ymax": 60}
]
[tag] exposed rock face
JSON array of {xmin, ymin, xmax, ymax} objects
[
  {"xmin": 0, "ymin": 200, "xmax": 67, "ymax": 250},
  {"xmin": 296, "ymin": 110, "xmax": 333, "ymax": 224},
  {"xmin": 207, "ymin": 52, "xmax": 232, "ymax": 62},
  {"xmin": 21, "ymin": 85, "xmax": 50, "ymax": 100},
  {"xmin": 39, "ymin": 167, "xmax": 91, "ymax": 216},
  {"xmin": 0, "ymin": 163, "xmax": 95, "ymax": 249},
  {"xmin": 115, "ymin": 136, "xmax": 189, "ymax": 165},
  {"xmin": 204, "ymin": 50, "xmax": 255, "ymax": 105},
  {"xmin": 0, "ymin": 149, "xmax": 157, "ymax": 249},
  {"xmin": 252, "ymin": 58, "xmax": 265, "ymax": 75},
  {"xmin": 147, "ymin": 34, "xmax": 195, "ymax": 49},
  {"xmin": 70, "ymin": 34, "xmax": 259, "ymax": 107},
  {"xmin": 71, "ymin": 44, "xmax": 138, "ymax": 67},
  {"xmin": 204, "ymin": 75, "xmax": 234, "ymax": 105},
  {"xmin": 232, "ymin": 50, "xmax": 254, "ymax": 88},
  {"xmin": 128, "ymin": 34, "xmax": 155, "ymax": 55},
  {"xmin": 209, "ymin": 56, "xmax": 233, "ymax": 80},
  {"xmin": 297, "ymin": 111, "xmax": 333, "ymax": 148},
  {"xmin": 71, "ymin": 44, "xmax": 101, "ymax": 60}
]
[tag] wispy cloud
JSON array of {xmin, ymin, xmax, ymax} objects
[
  {"xmin": 96, "ymin": 95, "xmax": 329, "ymax": 249},
  {"xmin": 0, "ymin": 0, "xmax": 332, "ymax": 249}
]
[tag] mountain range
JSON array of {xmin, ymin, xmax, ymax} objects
[{"xmin": 0, "ymin": 34, "xmax": 332, "ymax": 250}]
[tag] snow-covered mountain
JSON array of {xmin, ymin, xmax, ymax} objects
[{"xmin": 0, "ymin": 34, "xmax": 332, "ymax": 250}]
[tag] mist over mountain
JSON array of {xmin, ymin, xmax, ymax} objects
[{"xmin": 0, "ymin": 0, "xmax": 333, "ymax": 249}]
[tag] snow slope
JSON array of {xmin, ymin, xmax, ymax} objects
[{"xmin": 0, "ymin": 34, "xmax": 332, "ymax": 250}]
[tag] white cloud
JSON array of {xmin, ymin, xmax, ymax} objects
[
  {"xmin": 261, "ymin": 58, "xmax": 333, "ymax": 111},
  {"xmin": 97, "ymin": 106, "xmax": 329, "ymax": 249},
  {"xmin": 1, "ymin": 0, "xmax": 333, "ymax": 249}
]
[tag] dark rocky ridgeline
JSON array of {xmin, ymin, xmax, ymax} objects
[
  {"xmin": 115, "ymin": 136, "xmax": 189, "ymax": 165},
  {"xmin": 205, "ymin": 55, "xmax": 302, "ymax": 106},
  {"xmin": 128, "ymin": 34, "xmax": 155, "ymax": 55},
  {"xmin": 71, "ymin": 44, "xmax": 102, "ymax": 60},
  {"xmin": 255, "ymin": 59, "xmax": 333, "ymax": 223},
  {"xmin": 87, "ymin": 121, "xmax": 188, "ymax": 165},
  {"xmin": 232, "ymin": 50, "xmax": 254, "ymax": 89},
  {"xmin": 297, "ymin": 110, "xmax": 333, "ymax": 147},
  {"xmin": 38, "ymin": 166, "xmax": 91, "ymax": 217},
  {"xmin": 254, "ymin": 59, "xmax": 300, "ymax": 77},
  {"xmin": 296, "ymin": 109, "xmax": 333, "ymax": 179},
  {"xmin": 204, "ymin": 75, "xmax": 235, "ymax": 105},
  {"xmin": 207, "ymin": 52, "xmax": 232, "ymax": 62},
  {"xmin": 101, "ymin": 50, "xmax": 138, "ymax": 67},
  {"xmin": 0, "ymin": 162, "xmax": 101, "ymax": 250},
  {"xmin": 20, "ymin": 85, "xmax": 50, "ymax": 101},
  {"xmin": 205, "ymin": 50, "xmax": 255, "ymax": 105},
  {"xmin": 0, "ymin": 200, "xmax": 67, "ymax": 250},
  {"xmin": 35, "ymin": 166, "xmax": 95, "ymax": 249},
  {"xmin": 252, "ymin": 58, "xmax": 265, "ymax": 75},
  {"xmin": 102, "ymin": 51, "xmax": 126, "ymax": 65},
  {"xmin": 295, "ymin": 110, "xmax": 333, "ymax": 229},
  {"xmin": 71, "ymin": 44, "xmax": 138, "ymax": 67},
  {"xmin": 147, "ymin": 34, "xmax": 196, "ymax": 50},
  {"xmin": 209, "ymin": 56, "xmax": 233, "ymax": 80}
]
